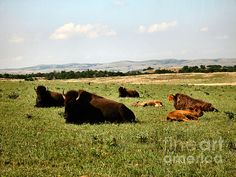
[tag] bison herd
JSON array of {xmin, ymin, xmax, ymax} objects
[{"xmin": 35, "ymin": 85, "xmax": 218, "ymax": 124}]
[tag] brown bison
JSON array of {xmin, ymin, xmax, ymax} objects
[
  {"xmin": 168, "ymin": 93, "xmax": 218, "ymax": 112},
  {"xmin": 35, "ymin": 85, "xmax": 64, "ymax": 107},
  {"xmin": 63, "ymin": 90, "xmax": 136, "ymax": 124},
  {"xmin": 132, "ymin": 100, "xmax": 163, "ymax": 107},
  {"xmin": 167, "ymin": 108, "xmax": 203, "ymax": 122},
  {"xmin": 118, "ymin": 87, "xmax": 139, "ymax": 97}
]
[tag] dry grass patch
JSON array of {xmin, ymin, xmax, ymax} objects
[{"xmin": 61, "ymin": 72, "xmax": 236, "ymax": 85}]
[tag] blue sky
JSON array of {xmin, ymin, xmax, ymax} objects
[{"xmin": 0, "ymin": 0, "xmax": 235, "ymax": 68}]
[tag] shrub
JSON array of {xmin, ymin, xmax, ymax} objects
[{"xmin": 8, "ymin": 92, "xmax": 19, "ymax": 99}]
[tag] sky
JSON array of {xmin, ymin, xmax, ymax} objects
[{"xmin": 0, "ymin": 0, "xmax": 236, "ymax": 69}]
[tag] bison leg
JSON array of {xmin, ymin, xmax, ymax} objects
[
  {"xmin": 185, "ymin": 114, "xmax": 199, "ymax": 120},
  {"xmin": 167, "ymin": 114, "xmax": 189, "ymax": 122},
  {"xmin": 181, "ymin": 117, "xmax": 190, "ymax": 122}
]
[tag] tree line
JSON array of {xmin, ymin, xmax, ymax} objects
[
  {"xmin": 179, "ymin": 65, "xmax": 236, "ymax": 73},
  {"xmin": 0, "ymin": 65, "xmax": 235, "ymax": 80}
]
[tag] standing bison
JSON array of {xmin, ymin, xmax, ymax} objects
[
  {"xmin": 118, "ymin": 87, "xmax": 139, "ymax": 98},
  {"xmin": 35, "ymin": 85, "xmax": 64, "ymax": 107},
  {"xmin": 168, "ymin": 93, "xmax": 218, "ymax": 112},
  {"xmin": 63, "ymin": 90, "xmax": 136, "ymax": 124}
]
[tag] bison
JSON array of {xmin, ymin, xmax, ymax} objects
[
  {"xmin": 118, "ymin": 87, "xmax": 139, "ymax": 98},
  {"xmin": 132, "ymin": 100, "xmax": 163, "ymax": 107},
  {"xmin": 63, "ymin": 90, "xmax": 136, "ymax": 124},
  {"xmin": 168, "ymin": 93, "xmax": 218, "ymax": 112},
  {"xmin": 167, "ymin": 108, "xmax": 203, "ymax": 122},
  {"xmin": 34, "ymin": 85, "xmax": 64, "ymax": 107}
]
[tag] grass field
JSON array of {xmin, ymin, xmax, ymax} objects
[{"xmin": 0, "ymin": 72, "xmax": 236, "ymax": 176}]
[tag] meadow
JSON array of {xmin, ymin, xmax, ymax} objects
[{"xmin": 0, "ymin": 72, "xmax": 236, "ymax": 176}]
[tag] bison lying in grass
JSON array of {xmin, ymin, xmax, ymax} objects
[
  {"xmin": 35, "ymin": 85, "xmax": 64, "ymax": 107},
  {"xmin": 63, "ymin": 90, "xmax": 136, "ymax": 124},
  {"xmin": 132, "ymin": 100, "xmax": 163, "ymax": 107},
  {"xmin": 167, "ymin": 108, "xmax": 203, "ymax": 122},
  {"xmin": 118, "ymin": 87, "xmax": 140, "ymax": 98},
  {"xmin": 168, "ymin": 93, "xmax": 218, "ymax": 112}
]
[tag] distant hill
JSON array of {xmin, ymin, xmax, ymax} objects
[{"xmin": 1, "ymin": 58, "xmax": 236, "ymax": 74}]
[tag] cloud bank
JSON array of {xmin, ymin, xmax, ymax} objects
[
  {"xmin": 139, "ymin": 21, "xmax": 178, "ymax": 33},
  {"xmin": 50, "ymin": 23, "xmax": 117, "ymax": 40}
]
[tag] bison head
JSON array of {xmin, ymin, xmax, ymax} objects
[
  {"xmin": 63, "ymin": 90, "xmax": 79, "ymax": 123},
  {"xmin": 202, "ymin": 103, "xmax": 218, "ymax": 112},
  {"xmin": 35, "ymin": 85, "xmax": 47, "ymax": 107},
  {"xmin": 63, "ymin": 90, "xmax": 92, "ymax": 124},
  {"xmin": 118, "ymin": 87, "xmax": 127, "ymax": 97},
  {"xmin": 35, "ymin": 85, "xmax": 47, "ymax": 95},
  {"xmin": 154, "ymin": 101, "xmax": 163, "ymax": 107},
  {"xmin": 167, "ymin": 94, "xmax": 175, "ymax": 102}
]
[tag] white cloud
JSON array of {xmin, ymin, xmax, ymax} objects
[
  {"xmin": 200, "ymin": 27, "xmax": 208, "ymax": 32},
  {"xmin": 139, "ymin": 21, "xmax": 178, "ymax": 33},
  {"xmin": 50, "ymin": 23, "xmax": 117, "ymax": 40},
  {"xmin": 8, "ymin": 35, "xmax": 25, "ymax": 43},
  {"xmin": 138, "ymin": 25, "xmax": 146, "ymax": 33}
]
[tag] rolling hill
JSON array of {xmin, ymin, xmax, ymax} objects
[{"xmin": 1, "ymin": 58, "xmax": 236, "ymax": 74}]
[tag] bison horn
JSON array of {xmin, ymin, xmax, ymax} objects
[
  {"xmin": 76, "ymin": 95, "xmax": 80, "ymax": 101},
  {"xmin": 62, "ymin": 90, "xmax": 66, "ymax": 100}
]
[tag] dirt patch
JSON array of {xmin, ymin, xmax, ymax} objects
[
  {"xmin": 192, "ymin": 82, "xmax": 236, "ymax": 86},
  {"xmin": 0, "ymin": 78, "xmax": 24, "ymax": 81}
]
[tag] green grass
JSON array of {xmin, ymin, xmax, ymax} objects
[{"xmin": 0, "ymin": 78, "xmax": 236, "ymax": 176}]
